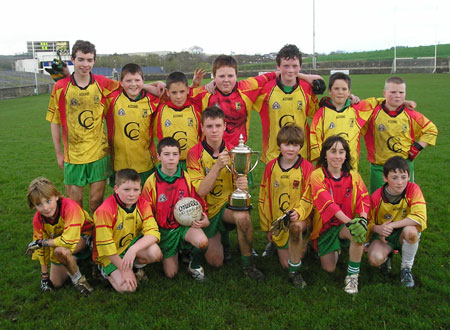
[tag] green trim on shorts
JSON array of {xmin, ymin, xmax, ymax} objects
[
  {"xmin": 370, "ymin": 160, "xmax": 415, "ymax": 194},
  {"xmin": 101, "ymin": 235, "xmax": 142, "ymax": 276},
  {"xmin": 371, "ymin": 228, "xmax": 403, "ymax": 251},
  {"xmin": 109, "ymin": 168, "xmax": 155, "ymax": 188},
  {"xmin": 275, "ymin": 240, "xmax": 289, "ymax": 250},
  {"xmin": 318, "ymin": 224, "xmax": 349, "ymax": 257},
  {"xmin": 64, "ymin": 155, "xmax": 111, "ymax": 186},
  {"xmin": 159, "ymin": 226, "xmax": 191, "ymax": 259}
]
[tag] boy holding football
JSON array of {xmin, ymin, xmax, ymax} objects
[
  {"xmin": 142, "ymin": 137, "xmax": 209, "ymax": 281},
  {"xmin": 367, "ymin": 156, "xmax": 427, "ymax": 287},
  {"xmin": 363, "ymin": 76, "xmax": 438, "ymax": 193},
  {"xmin": 26, "ymin": 177, "xmax": 94, "ymax": 296},
  {"xmin": 152, "ymin": 72, "xmax": 203, "ymax": 170},
  {"xmin": 258, "ymin": 124, "xmax": 314, "ymax": 288},
  {"xmin": 105, "ymin": 63, "xmax": 160, "ymax": 186},
  {"xmin": 93, "ymin": 168, "xmax": 162, "ymax": 292},
  {"xmin": 187, "ymin": 106, "xmax": 264, "ymax": 281}
]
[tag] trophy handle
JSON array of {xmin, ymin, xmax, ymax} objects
[{"xmin": 248, "ymin": 151, "xmax": 260, "ymax": 173}]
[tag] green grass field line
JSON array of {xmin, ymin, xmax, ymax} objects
[{"xmin": 0, "ymin": 73, "xmax": 449, "ymax": 328}]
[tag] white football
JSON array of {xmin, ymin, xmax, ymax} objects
[{"xmin": 173, "ymin": 197, "xmax": 203, "ymax": 226}]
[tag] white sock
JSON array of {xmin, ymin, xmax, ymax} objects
[
  {"xmin": 133, "ymin": 261, "xmax": 146, "ymax": 269},
  {"xmin": 69, "ymin": 269, "xmax": 82, "ymax": 284},
  {"xmin": 401, "ymin": 239, "xmax": 419, "ymax": 269}
]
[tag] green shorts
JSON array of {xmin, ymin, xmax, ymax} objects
[
  {"xmin": 370, "ymin": 160, "xmax": 414, "ymax": 194},
  {"xmin": 371, "ymin": 228, "xmax": 420, "ymax": 252},
  {"xmin": 109, "ymin": 168, "xmax": 154, "ymax": 187},
  {"xmin": 317, "ymin": 224, "xmax": 349, "ymax": 257},
  {"xmin": 64, "ymin": 155, "xmax": 111, "ymax": 186},
  {"xmin": 159, "ymin": 226, "xmax": 191, "ymax": 259},
  {"xmin": 203, "ymin": 205, "xmax": 237, "ymax": 238},
  {"xmin": 100, "ymin": 235, "xmax": 142, "ymax": 277}
]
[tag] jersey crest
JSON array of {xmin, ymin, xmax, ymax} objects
[
  {"xmin": 272, "ymin": 102, "xmax": 281, "ymax": 110},
  {"xmin": 158, "ymin": 194, "xmax": 167, "ymax": 202},
  {"xmin": 164, "ymin": 119, "xmax": 172, "ymax": 127},
  {"xmin": 118, "ymin": 108, "xmax": 125, "ymax": 116}
]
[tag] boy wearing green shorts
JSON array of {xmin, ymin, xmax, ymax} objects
[
  {"xmin": 93, "ymin": 169, "xmax": 162, "ymax": 292},
  {"xmin": 367, "ymin": 156, "xmax": 427, "ymax": 287},
  {"xmin": 142, "ymin": 137, "xmax": 210, "ymax": 281}
]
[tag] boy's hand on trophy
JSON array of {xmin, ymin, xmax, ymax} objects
[{"xmin": 235, "ymin": 176, "xmax": 248, "ymax": 190}]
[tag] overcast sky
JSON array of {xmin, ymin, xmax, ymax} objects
[{"xmin": 1, "ymin": 0, "xmax": 448, "ymax": 56}]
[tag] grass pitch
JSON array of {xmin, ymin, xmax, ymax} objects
[{"xmin": 0, "ymin": 74, "xmax": 449, "ymax": 329}]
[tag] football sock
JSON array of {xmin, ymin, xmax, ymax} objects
[
  {"xmin": 401, "ymin": 239, "xmax": 419, "ymax": 269},
  {"xmin": 288, "ymin": 260, "xmax": 302, "ymax": 273},
  {"xmin": 241, "ymin": 255, "xmax": 250, "ymax": 268},
  {"xmin": 190, "ymin": 247, "xmax": 204, "ymax": 269},
  {"xmin": 347, "ymin": 260, "xmax": 361, "ymax": 275},
  {"xmin": 133, "ymin": 261, "xmax": 146, "ymax": 269},
  {"xmin": 69, "ymin": 269, "xmax": 82, "ymax": 284}
]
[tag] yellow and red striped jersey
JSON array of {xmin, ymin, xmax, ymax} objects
[
  {"xmin": 310, "ymin": 97, "xmax": 380, "ymax": 166},
  {"xmin": 368, "ymin": 182, "xmax": 427, "ymax": 237},
  {"xmin": 187, "ymin": 140, "xmax": 233, "ymax": 218},
  {"xmin": 153, "ymin": 99, "xmax": 202, "ymax": 161},
  {"xmin": 363, "ymin": 103, "xmax": 438, "ymax": 165},
  {"xmin": 258, "ymin": 156, "xmax": 314, "ymax": 247},
  {"xmin": 191, "ymin": 72, "xmax": 277, "ymax": 147},
  {"xmin": 93, "ymin": 194, "xmax": 160, "ymax": 267},
  {"xmin": 310, "ymin": 167, "xmax": 370, "ymax": 240},
  {"xmin": 31, "ymin": 197, "xmax": 93, "ymax": 265},
  {"xmin": 105, "ymin": 90, "xmax": 158, "ymax": 173},
  {"xmin": 46, "ymin": 74, "xmax": 119, "ymax": 164},
  {"xmin": 254, "ymin": 79, "xmax": 319, "ymax": 162}
]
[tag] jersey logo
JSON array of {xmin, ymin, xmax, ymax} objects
[
  {"xmin": 384, "ymin": 213, "xmax": 393, "ymax": 220},
  {"xmin": 158, "ymin": 194, "xmax": 167, "ymax": 202},
  {"xmin": 293, "ymin": 180, "xmax": 299, "ymax": 189},
  {"xmin": 211, "ymin": 183, "xmax": 223, "ymax": 197},
  {"xmin": 173, "ymin": 131, "xmax": 187, "ymax": 150},
  {"xmin": 349, "ymin": 118, "xmax": 354, "ymax": 128},
  {"xmin": 387, "ymin": 136, "xmax": 402, "ymax": 153},
  {"xmin": 70, "ymin": 98, "xmax": 79, "ymax": 106},
  {"xmin": 118, "ymin": 108, "xmax": 126, "ymax": 116},
  {"xmin": 142, "ymin": 109, "xmax": 148, "ymax": 118},
  {"xmin": 402, "ymin": 124, "xmax": 408, "ymax": 133},
  {"xmin": 117, "ymin": 223, "xmax": 123, "ymax": 230},
  {"xmin": 378, "ymin": 124, "xmax": 386, "ymax": 131},
  {"xmin": 329, "ymin": 122, "xmax": 335, "ymax": 129},
  {"xmin": 297, "ymin": 101, "xmax": 303, "ymax": 110},
  {"xmin": 125, "ymin": 122, "xmax": 140, "ymax": 141},
  {"xmin": 272, "ymin": 102, "xmax": 281, "ymax": 110},
  {"xmin": 188, "ymin": 118, "xmax": 194, "ymax": 126},
  {"xmin": 235, "ymin": 102, "xmax": 241, "ymax": 111},
  {"xmin": 278, "ymin": 193, "xmax": 290, "ymax": 212},
  {"xmin": 165, "ymin": 119, "xmax": 172, "ymax": 127},
  {"xmin": 345, "ymin": 188, "xmax": 351, "ymax": 198},
  {"xmin": 178, "ymin": 190, "xmax": 185, "ymax": 199},
  {"xmin": 402, "ymin": 209, "xmax": 407, "ymax": 218},
  {"xmin": 94, "ymin": 95, "xmax": 100, "ymax": 104},
  {"xmin": 78, "ymin": 110, "xmax": 94, "ymax": 130},
  {"xmin": 274, "ymin": 180, "xmax": 279, "ymax": 188}
]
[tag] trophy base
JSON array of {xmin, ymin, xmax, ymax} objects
[{"xmin": 226, "ymin": 203, "xmax": 253, "ymax": 211}]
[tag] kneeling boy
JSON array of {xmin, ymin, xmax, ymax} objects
[
  {"xmin": 142, "ymin": 137, "xmax": 210, "ymax": 281},
  {"xmin": 258, "ymin": 125, "xmax": 314, "ymax": 288},
  {"xmin": 367, "ymin": 156, "xmax": 427, "ymax": 287},
  {"xmin": 93, "ymin": 169, "xmax": 162, "ymax": 292}
]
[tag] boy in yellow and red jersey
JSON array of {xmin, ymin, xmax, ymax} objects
[
  {"xmin": 26, "ymin": 177, "xmax": 94, "ymax": 296},
  {"xmin": 363, "ymin": 76, "xmax": 438, "ymax": 193},
  {"xmin": 142, "ymin": 137, "xmax": 209, "ymax": 281},
  {"xmin": 367, "ymin": 156, "xmax": 427, "ymax": 288},
  {"xmin": 105, "ymin": 63, "xmax": 160, "ymax": 186},
  {"xmin": 152, "ymin": 72, "xmax": 203, "ymax": 171},
  {"xmin": 258, "ymin": 124, "xmax": 314, "ymax": 289},
  {"xmin": 93, "ymin": 169, "xmax": 162, "ymax": 292},
  {"xmin": 254, "ymin": 44, "xmax": 324, "ymax": 163},
  {"xmin": 309, "ymin": 72, "xmax": 382, "ymax": 170},
  {"xmin": 187, "ymin": 106, "xmax": 264, "ymax": 281},
  {"xmin": 46, "ymin": 40, "xmax": 120, "ymax": 214}
]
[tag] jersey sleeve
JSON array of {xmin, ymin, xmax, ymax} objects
[
  {"xmin": 138, "ymin": 197, "xmax": 161, "ymax": 241},
  {"xmin": 405, "ymin": 183, "xmax": 427, "ymax": 231},
  {"xmin": 310, "ymin": 169, "xmax": 341, "ymax": 225},
  {"xmin": 367, "ymin": 189, "xmax": 383, "ymax": 235},
  {"xmin": 46, "ymin": 83, "xmax": 63, "ymax": 124},
  {"xmin": 237, "ymin": 72, "xmax": 277, "ymax": 103},
  {"xmin": 292, "ymin": 162, "xmax": 314, "ymax": 221},
  {"xmin": 93, "ymin": 203, "xmax": 118, "ymax": 258},
  {"xmin": 186, "ymin": 145, "xmax": 205, "ymax": 192},
  {"xmin": 258, "ymin": 162, "xmax": 274, "ymax": 232},
  {"xmin": 409, "ymin": 109, "xmax": 438, "ymax": 146},
  {"xmin": 352, "ymin": 171, "xmax": 370, "ymax": 217},
  {"xmin": 52, "ymin": 202, "xmax": 85, "ymax": 251},
  {"xmin": 31, "ymin": 213, "xmax": 50, "ymax": 266},
  {"xmin": 310, "ymin": 107, "xmax": 325, "ymax": 162}
]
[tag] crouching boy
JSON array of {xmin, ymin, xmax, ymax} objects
[
  {"xmin": 367, "ymin": 156, "xmax": 427, "ymax": 287},
  {"xmin": 93, "ymin": 169, "xmax": 162, "ymax": 293}
]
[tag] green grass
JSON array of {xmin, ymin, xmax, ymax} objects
[{"xmin": 1, "ymin": 74, "xmax": 449, "ymax": 329}]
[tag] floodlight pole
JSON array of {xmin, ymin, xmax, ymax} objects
[
  {"xmin": 433, "ymin": 42, "xmax": 437, "ymax": 73},
  {"xmin": 312, "ymin": 0, "xmax": 317, "ymax": 70},
  {"xmin": 32, "ymin": 42, "xmax": 38, "ymax": 95}
]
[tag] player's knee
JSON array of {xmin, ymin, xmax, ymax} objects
[
  {"xmin": 235, "ymin": 215, "xmax": 251, "ymax": 232},
  {"xmin": 289, "ymin": 222, "xmax": 302, "ymax": 242},
  {"xmin": 164, "ymin": 269, "xmax": 178, "ymax": 279},
  {"xmin": 280, "ymin": 258, "xmax": 289, "ymax": 269},
  {"xmin": 198, "ymin": 237, "xmax": 209, "ymax": 250},
  {"xmin": 206, "ymin": 254, "xmax": 223, "ymax": 268},
  {"xmin": 54, "ymin": 247, "xmax": 72, "ymax": 262},
  {"xmin": 368, "ymin": 251, "xmax": 385, "ymax": 267},
  {"xmin": 403, "ymin": 226, "xmax": 419, "ymax": 243},
  {"xmin": 322, "ymin": 264, "xmax": 336, "ymax": 273}
]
